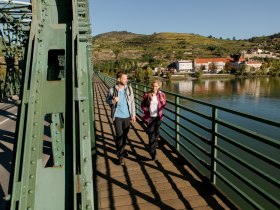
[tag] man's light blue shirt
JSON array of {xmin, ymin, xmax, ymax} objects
[{"xmin": 115, "ymin": 89, "xmax": 130, "ymax": 118}]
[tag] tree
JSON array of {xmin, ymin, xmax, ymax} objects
[
  {"xmin": 145, "ymin": 67, "xmax": 153, "ymax": 80},
  {"xmin": 209, "ymin": 62, "xmax": 217, "ymax": 73},
  {"xmin": 113, "ymin": 48, "xmax": 121, "ymax": 60},
  {"xmin": 166, "ymin": 72, "xmax": 172, "ymax": 80},
  {"xmin": 224, "ymin": 61, "xmax": 233, "ymax": 72},
  {"xmin": 268, "ymin": 59, "xmax": 280, "ymax": 76},
  {"xmin": 135, "ymin": 68, "xmax": 144, "ymax": 82},
  {"xmin": 230, "ymin": 54, "xmax": 241, "ymax": 62},
  {"xmin": 207, "ymin": 46, "xmax": 216, "ymax": 52},
  {"xmin": 236, "ymin": 65, "xmax": 246, "ymax": 75},
  {"xmin": 193, "ymin": 68, "xmax": 203, "ymax": 78}
]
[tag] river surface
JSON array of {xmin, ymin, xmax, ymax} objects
[{"xmin": 161, "ymin": 77, "xmax": 280, "ymax": 122}]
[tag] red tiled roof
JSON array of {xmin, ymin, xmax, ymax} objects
[
  {"xmin": 195, "ymin": 58, "xmax": 230, "ymax": 64},
  {"xmin": 195, "ymin": 57, "xmax": 245, "ymax": 64}
]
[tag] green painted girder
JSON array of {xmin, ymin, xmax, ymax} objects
[{"xmin": 7, "ymin": 0, "xmax": 95, "ymax": 209}]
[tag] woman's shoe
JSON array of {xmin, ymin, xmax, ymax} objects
[
  {"xmin": 151, "ymin": 154, "xmax": 157, "ymax": 161},
  {"xmin": 119, "ymin": 157, "xmax": 125, "ymax": 165}
]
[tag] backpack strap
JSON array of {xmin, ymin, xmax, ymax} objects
[
  {"xmin": 126, "ymin": 85, "xmax": 132, "ymax": 96},
  {"xmin": 113, "ymin": 86, "xmax": 118, "ymax": 97}
]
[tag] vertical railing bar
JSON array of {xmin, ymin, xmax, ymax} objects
[
  {"xmin": 211, "ymin": 107, "xmax": 218, "ymax": 184},
  {"xmin": 175, "ymin": 96, "xmax": 180, "ymax": 151},
  {"xmin": 136, "ymin": 84, "xmax": 139, "ymax": 113}
]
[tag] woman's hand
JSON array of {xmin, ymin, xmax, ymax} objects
[{"xmin": 160, "ymin": 95, "xmax": 164, "ymax": 102}]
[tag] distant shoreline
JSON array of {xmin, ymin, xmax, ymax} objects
[{"xmin": 157, "ymin": 73, "xmax": 275, "ymax": 81}]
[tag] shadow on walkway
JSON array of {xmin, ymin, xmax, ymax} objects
[
  {"xmin": 0, "ymin": 128, "xmax": 16, "ymax": 209},
  {"xmin": 94, "ymin": 76, "xmax": 236, "ymax": 210}
]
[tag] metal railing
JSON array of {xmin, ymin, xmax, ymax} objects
[{"xmin": 98, "ymin": 73, "xmax": 280, "ymax": 210}]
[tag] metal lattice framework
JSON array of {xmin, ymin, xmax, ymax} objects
[
  {"xmin": 2, "ymin": 0, "xmax": 95, "ymax": 209},
  {"xmin": 0, "ymin": 0, "xmax": 31, "ymax": 100}
]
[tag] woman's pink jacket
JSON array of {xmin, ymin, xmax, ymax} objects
[{"xmin": 141, "ymin": 91, "xmax": 166, "ymax": 123}]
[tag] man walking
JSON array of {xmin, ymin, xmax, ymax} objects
[{"xmin": 106, "ymin": 71, "xmax": 136, "ymax": 165}]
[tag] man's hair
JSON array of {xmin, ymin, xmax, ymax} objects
[{"xmin": 116, "ymin": 71, "xmax": 126, "ymax": 79}]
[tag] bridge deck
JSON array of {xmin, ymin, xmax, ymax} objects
[{"xmin": 94, "ymin": 76, "xmax": 233, "ymax": 210}]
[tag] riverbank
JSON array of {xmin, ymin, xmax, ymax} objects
[
  {"xmin": 198, "ymin": 74, "xmax": 235, "ymax": 79},
  {"xmin": 164, "ymin": 73, "xmax": 277, "ymax": 81},
  {"xmin": 162, "ymin": 73, "xmax": 235, "ymax": 80}
]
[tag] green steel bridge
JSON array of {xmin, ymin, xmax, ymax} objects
[{"xmin": 0, "ymin": 0, "xmax": 279, "ymax": 209}]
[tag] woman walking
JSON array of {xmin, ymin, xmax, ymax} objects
[{"xmin": 141, "ymin": 80, "xmax": 166, "ymax": 161}]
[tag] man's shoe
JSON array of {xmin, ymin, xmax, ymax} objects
[
  {"xmin": 119, "ymin": 157, "xmax": 125, "ymax": 165},
  {"xmin": 124, "ymin": 151, "xmax": 128, "ymax": 158}
]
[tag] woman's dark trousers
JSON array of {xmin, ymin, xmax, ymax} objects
[
  {"xmin": 114, "ymin": 117, "xmax": 131, "ymax": 158},
  {"xmin": 148, "ymin": 116, "xmax": 161, "ymax": 158}
]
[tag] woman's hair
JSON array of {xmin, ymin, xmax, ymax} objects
[
  {"xmin": 148, "ymin": 79, "xmax": 161, "ymax": 98},
  {"xmin": 151, "ymin": 79, "xmax": 160, "ymax": 87}
]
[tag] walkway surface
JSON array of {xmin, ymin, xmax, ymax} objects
[
  {"xmin": 94, "ymin": 76, "xmax": 234, "ymax": 210},
  {"xmin": 0, "ymin": 100, "xmax": 18, "ymax": 210}
]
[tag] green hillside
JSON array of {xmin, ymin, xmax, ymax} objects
[
  {"xmin": 248, "ymin": 33, "xmax": 280, "ymax": 51},
  {"xmin": 92, "ymin": 31, "xmax": 280, "ymax": 67}
]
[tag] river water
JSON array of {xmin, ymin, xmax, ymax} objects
[{"xmin": 161, "ymin": 77, "xmax": 280, "ymax": 122}]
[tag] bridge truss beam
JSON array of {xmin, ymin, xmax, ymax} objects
[{"xmin": 6, "ymin": 0, "xmax": 95, "ymax": 209}]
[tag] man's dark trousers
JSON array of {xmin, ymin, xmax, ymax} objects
[{"xmin": 114, "ymin": 117, "xmax": 131, "ymax": 158}]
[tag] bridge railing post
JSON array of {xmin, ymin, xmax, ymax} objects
[
  {"xmin": 135, "ymin": 84, "xmax": 139, "ymax": 113},
  {"xmin": 175, "ymin": 96, "xmax": 180, "ymax": 150},
  {"xmin": 210, "ymin": 107, "xmax": 218, "ymax": 184}
]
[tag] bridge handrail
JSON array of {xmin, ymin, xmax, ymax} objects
[{"xmin": 98, "ymin": 73, "xmax": 280, "ymax": 209}]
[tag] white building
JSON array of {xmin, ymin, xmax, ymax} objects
[
  {"xmin": 175, "ymin": 60, "xmax": 193, "ymax": 72},
  {"xmin": 246, "ymin": 61, "xmax": 262, "ymax": 69},
  {"xmin": 194, "ymin": 57, "xmax": 246, "ymax": 73},
  {"xmin": 194, "ymin": 58, "xmax": 229, "ymax": 73}
]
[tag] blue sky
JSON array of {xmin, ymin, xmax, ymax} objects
[{"xmin": 89, "ymin": 0, "xmax": 280, "ymax": 39}]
